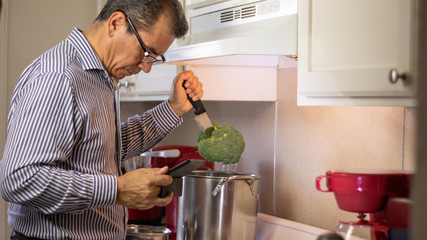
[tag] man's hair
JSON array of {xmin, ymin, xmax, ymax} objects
[{"xmin": 95, "ymin": 0, "xmax": 188, "ymax": 38}]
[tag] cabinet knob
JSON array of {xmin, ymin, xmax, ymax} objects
[
  {"xmin": 118, "ymin": 80, "xmax": 135, "ymax": 89},
  {"xmin": 389, "ymin": 69, "xmax": 407, "ymax": 84}
]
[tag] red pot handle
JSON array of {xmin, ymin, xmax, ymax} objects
[{"xmin": 316, "ymin": 175, "xmax": 332, "ymax": 192}]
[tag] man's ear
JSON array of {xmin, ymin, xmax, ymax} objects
[{"xmin": 107, "ymin": 11, "xmax": 127, "ymax": 37}]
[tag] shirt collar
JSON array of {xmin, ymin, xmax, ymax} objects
[{"xmin": 67, "ymin": 28, "xmax": 106, "ymax": 72}]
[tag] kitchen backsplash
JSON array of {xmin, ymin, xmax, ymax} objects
[{"xmin": 120, "ymin": 67, "xmax": 416, "ymax": 232}]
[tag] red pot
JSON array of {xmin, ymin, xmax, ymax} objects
[{"xmin": 316, "ymin": 169, "xmax": 411, "ymax": 213}]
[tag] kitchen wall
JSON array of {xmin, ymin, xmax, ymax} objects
[
  {"xmin": 0, "ymin": 0, "xmax": 8, "ymax": 237},
  {"xmin": 120, "ymin": 67, "xmax": 416, "ymax": 232}
]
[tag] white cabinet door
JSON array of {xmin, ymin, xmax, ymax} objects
[
  {"xmin": 297, "ymin": 0, "xmax": 416, "ymax": 106},
  {"xmin": 119, "ymin": 64, "xmax": 177, "ymax": 102}
]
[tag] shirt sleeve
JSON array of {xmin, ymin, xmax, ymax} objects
[
  {"xmin": 0, "ymin": 70, "xmax": 116, "ymax": 214},
  {"xmin": 120, "ymin": 101, "xmax": 183, "ymax": 160}
]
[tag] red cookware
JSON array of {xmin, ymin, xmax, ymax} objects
[{"xmin": 316, "ymin": 169, "xmax": 411, "ymax": 213}]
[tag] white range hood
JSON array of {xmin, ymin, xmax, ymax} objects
[{"xmin": 165, "ymin": 0, "xmax": 298, "ymax": 64}]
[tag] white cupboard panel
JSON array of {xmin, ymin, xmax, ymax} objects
[{"xmin": 297, "ymin": 0, "xmax": 416, "ymax": 106}]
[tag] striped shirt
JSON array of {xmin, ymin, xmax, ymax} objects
[{"xmin": 0, "ymin": 28, "xmax": 182, "ymax": 239}]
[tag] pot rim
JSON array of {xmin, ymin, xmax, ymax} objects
[
  {"xmin": 127, "ymin": 224, "xmax": 171, "ymax": 234},
  {"xmin": 185, "ymin": 170, "xmax": 261, "ymax": 179}
]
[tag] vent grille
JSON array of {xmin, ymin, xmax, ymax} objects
[
  {"xmin": 220, "ymin": 5, "xmax": 256, "ymax": 23},
  {"xmin": 241, "ymin": 6, "xmax": 256, "ymax": 19}
]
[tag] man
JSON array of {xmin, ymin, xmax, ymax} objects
[{"xmin": 0, "ymin": 0, "xmax": 202, "ymax": 239}]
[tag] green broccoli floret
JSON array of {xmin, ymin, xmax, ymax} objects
[{"xmin": 197, "ymin": 122, "xmax": 245, "ymax": 164}]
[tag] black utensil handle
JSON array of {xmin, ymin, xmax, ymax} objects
[{"xmin": 182, "ymin": 81, "xmax": 206, "ymax": 115}]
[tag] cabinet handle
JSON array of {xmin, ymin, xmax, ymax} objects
[
  {"xmin": 389, "ymin": 69, "xmax": 407, "ymax": 84},
  {"xmin": 118, "ymin": 80, "xmax": 135, "ymax": 89}
]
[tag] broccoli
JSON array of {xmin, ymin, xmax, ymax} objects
[{"xmin": 197, "ymin": 122, "xmax": 245, "ymax": 164}]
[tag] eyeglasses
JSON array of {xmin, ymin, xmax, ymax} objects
[{"xmin": 124, "ymin": 12, "xmax": 166, "ymax": 65}]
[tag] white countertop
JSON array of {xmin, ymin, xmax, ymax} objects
[
  {"xmin": 256, "ymin": 214, "xmax": 366, "ymax": 240},
  {"xmin": 256, "ymin": 213, "xmax": 328, "ymax": 240}
]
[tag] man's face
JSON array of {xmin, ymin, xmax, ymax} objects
[{"xmin": 107, "ymin": 13, "xmax": 175, "ymax": 80}]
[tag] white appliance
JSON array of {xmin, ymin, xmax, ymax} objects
[{"xmin": 165, "ymin": 0, "xmax": 298, "ymax": 63}]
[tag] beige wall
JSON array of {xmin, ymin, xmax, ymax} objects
[
  {"xmin": 6, "ymin": 0, "xmax": 97, "ymax": 100},
  {"xmin": 0, "ymin": 0, "xmax": 9, "ymax": 238},
  {"xmin": 120, "ymin": 67, "xmax": 416, "ymax": 232}
]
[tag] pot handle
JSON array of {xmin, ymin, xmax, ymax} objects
[
  {"xmin": 141, "ymin": 149, "xmax": 181, "ymax": 158},
  {"xmin": 316, "ymin": 175, "xmax": 332, "ymax": 192},
  {"xmin": 212, "ymin": 175, "xmax": 256, "ymax": 197}
]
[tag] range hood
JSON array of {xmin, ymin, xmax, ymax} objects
[{"xmin": 165, "ymin": 0, "xmax": 298, "ymax": 64}]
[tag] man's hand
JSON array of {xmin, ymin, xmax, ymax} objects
[
  {"xmin": 115, "ymin": 166, "xmax": 173, "ymax": 210},
  {"xmin": 168, "ymin": 70, "xmax": 203, "ymax": 117}
]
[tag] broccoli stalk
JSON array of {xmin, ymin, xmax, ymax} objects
[{"xmin": 197, "ymin": 122, "xmax": 245, "ymax": 164}]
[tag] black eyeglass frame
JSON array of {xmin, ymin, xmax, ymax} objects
[{"xmin": 118, "ymin": 10, "xmax": 166, "ymax": 65}]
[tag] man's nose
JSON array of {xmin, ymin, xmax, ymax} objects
[{"xmin": 138, "ymin": 62, "xmax": 153, "ymax": 73}]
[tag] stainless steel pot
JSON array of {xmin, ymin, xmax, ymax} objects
[
  {"xmin": 121, "ymin": 149, "xmax": 180, "ymax": 173},
  {"xmin": 121, "ymin": 155, "xmax": 149, "ymax": 173},
  {"xmin": 126, "ymin": 225, "xmax": 171, "ymax": 240},
  {"xmin": 177, "ymin": 171, "xmax": 260, "ymax": 240}
]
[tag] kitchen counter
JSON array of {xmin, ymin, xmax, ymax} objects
[
  {"xmin": 256, "ymin": 213, "xmax": 328, "ymax": 240},
  {"xmin": 256, "ymin": 213, "xmax": 344, "ymax": 240},
  {"xmin": 256, "ymin": 213, "xmax": 367, "ymax": 240}
]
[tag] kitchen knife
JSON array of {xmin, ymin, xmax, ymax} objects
[{"xmin": 183, "ymin": 81, "xmax": 213, "ymax": 133}]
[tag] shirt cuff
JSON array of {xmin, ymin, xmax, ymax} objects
[
  {"xmin": 151, "ymin": 101, "xmax": 183, "ymax": 133},
  {"xmin": 89, "ymin": 174, "xmax": 117, "ymax": 208}
]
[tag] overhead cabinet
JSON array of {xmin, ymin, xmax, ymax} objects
[
  {"xmin": 119, "ymin": 55, "xmax": 297, "ymax": 102},
  {"xmin": 297, "ymin": 0, "xmax": 417, "ymax": 106}
]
